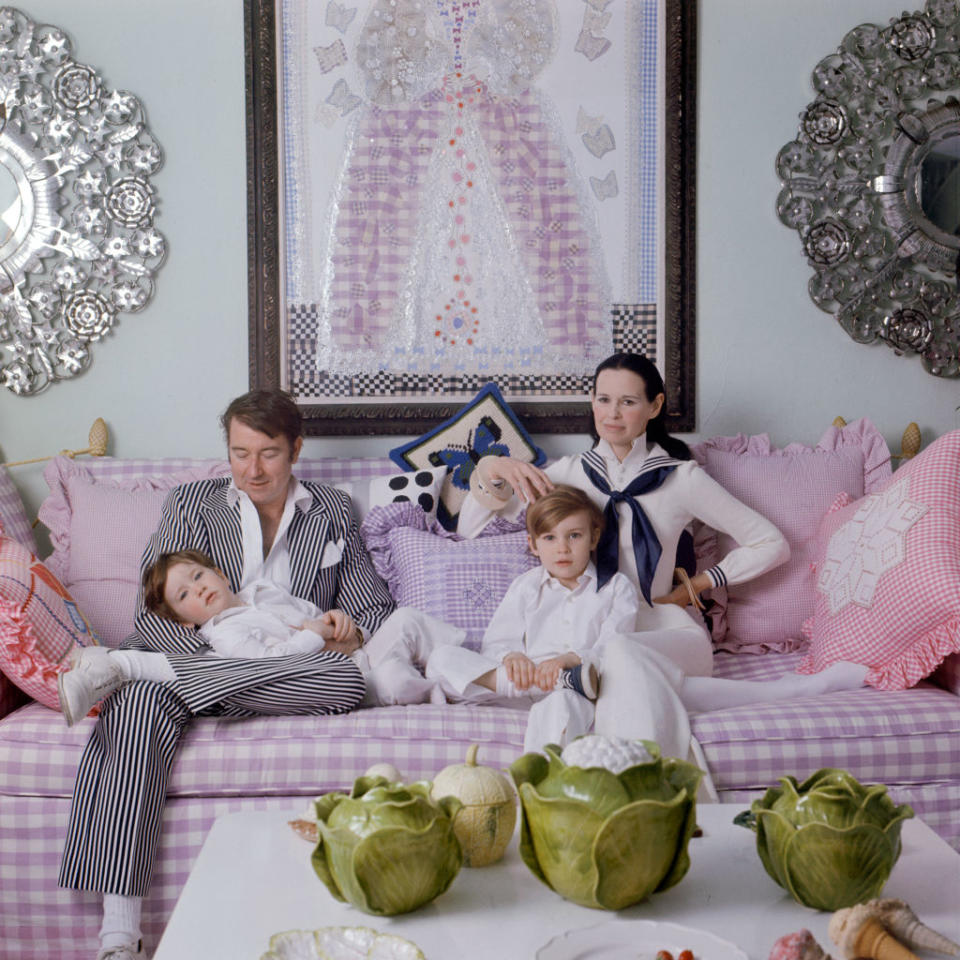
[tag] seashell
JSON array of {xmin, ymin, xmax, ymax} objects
[
  {"xmin": 835, "ymin": 899, "xmax": 960, "ymax": 957},
  {"xmin": 769, "ymin": 929, "xmax": 833, "ymax": 960},
  {"xmin": 287, "ymin": 818, "xmax": 318, "ymax": 844},
  {"xmin": 830, "ymin": 911, "xmax": 920, "ymax": 960},
  {"xmin": 832, "ymin": 416, "xmax": 848, "ymax": 428}
]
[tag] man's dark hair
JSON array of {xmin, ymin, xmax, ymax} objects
[{"xmin": 220, "ymin": 389, "xmax": 302, "ymax": 450}]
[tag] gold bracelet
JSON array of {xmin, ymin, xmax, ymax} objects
[{"xmin": 674, "ymin": 567, "xmax": 706, "ymax": 611}]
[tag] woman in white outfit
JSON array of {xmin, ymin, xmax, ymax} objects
[{"xmin": 458, "ymin": 353, "xmax": 869, "ymax": 757}]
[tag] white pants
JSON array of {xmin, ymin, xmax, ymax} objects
[
  {"xmin": 358, "ymin": 607, "xmax": 466, "ymax": 706},
  {"xmin": 593, "ymin": 624, "xmax": 871, "ymax": 762},
  {"xmin": 425, "ymin": 645, "xmax": 596, "ymax": 753},
  {"xmin": 593, "ymin": 630, "xmax": 698, "ymax": 761}
]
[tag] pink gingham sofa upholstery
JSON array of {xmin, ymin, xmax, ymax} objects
[{"xmin": 1, "ymin": 453, "xmax": 959, "ymax": 960}]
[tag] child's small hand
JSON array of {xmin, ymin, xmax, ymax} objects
[
  {"xmin": 534, "ymin": 654, "xmax": 580, "ymax": 691},
  {"xmin": 503, "ymin": 652, "xmax": 536, "ymax": 690},
  {"xmin": 321, "ymin": 609, "xmax": 357, "ymax": 643},
  {"xmin": 301, "ymin": 616, "xmax": 335, "ymax": 640}
]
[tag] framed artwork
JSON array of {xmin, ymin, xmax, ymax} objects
[{"xmin": 245, "ymin": 0, "xmax": 696, "ymax": 435}]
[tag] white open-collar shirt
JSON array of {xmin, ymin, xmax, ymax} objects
[
  {"xmin": 227, "ymin": 477, "xmax": 313, "ymax": 591},
  {"xmin": 480, "ymin": 562, "xmax": 639, "ymax": 670}
]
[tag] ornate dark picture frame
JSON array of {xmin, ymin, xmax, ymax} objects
[{"xmin": 245, "ymin": 0, "xmax": 696, "ymax": 436}]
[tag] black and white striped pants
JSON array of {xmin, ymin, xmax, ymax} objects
[{"xmin": 58, "ymin": 649, "xmax": 364, "ymax": 896}]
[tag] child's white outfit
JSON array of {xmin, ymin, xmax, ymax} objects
[
  {"xmin": 117, "ymin": 581, "xmax": 454, "ymax": 707},
  {"xmin": 202, "ymin": 580, "xmax": 459, "ymax": 706},
  {"xmin": 426, "ymin": 562, "xmax": 638, "ymax": 752}
]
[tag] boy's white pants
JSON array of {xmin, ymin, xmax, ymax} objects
[
  {"xmin": 425, "ymin": 645, "xmax": 596, "ymax": 753},
  {"xmin": 357, "ymin": 607, "xmax": 466, "ymax": 706}
]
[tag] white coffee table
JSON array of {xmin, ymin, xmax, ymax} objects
[{"xmin": 155, "ymin": 804, "xmax": 960, "ymax": 960}]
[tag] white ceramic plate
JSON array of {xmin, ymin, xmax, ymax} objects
[
  {"xmin": 261, "ymin": 926, "xmax": 425, "ymax": 960},
  {"xmin": 536, "ymin": 919, "xmax": 750, "ymax": 960}
]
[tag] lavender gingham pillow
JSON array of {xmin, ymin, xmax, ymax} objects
[
  {"xmin": 361, "ymin": 502, "xmax": 536, "ymax": 646},
  {"xmin": 0, "ymin": 466, "xmax": 37, "ymax": 555}
]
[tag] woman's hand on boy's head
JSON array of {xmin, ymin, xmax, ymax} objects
[{"xmin": 493, "ymin": 458, "xmax": 553, "ymax": 504}]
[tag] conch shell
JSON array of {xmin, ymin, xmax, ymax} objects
[
  {"xmin": 832, "ymin": 900, "xmax": 960, "ymax": 957},
  {"xmin": 769, "ymin": 929, "xmax": 833, "ymax": 960},
  {"xmin": 829, "ymin": 913, "xmax": 919, "ymax": 960}
]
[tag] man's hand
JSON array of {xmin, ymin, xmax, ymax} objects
[{"xmin": 304, "ymin": 610, "xmax": 361, "ymax": 656}]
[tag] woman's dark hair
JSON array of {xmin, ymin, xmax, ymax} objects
[{"xmin": 590, "ymin": 353, "xmax": 691, "ymax": 461}]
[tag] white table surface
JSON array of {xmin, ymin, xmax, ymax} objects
[{"xmin": 154, "ymin": 804, "xmax": 960, "ymax": 960}]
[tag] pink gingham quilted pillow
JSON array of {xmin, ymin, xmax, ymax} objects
[
  {"xmin": 362, "ymin": 502, "xmax": 537, "ymax": 645},
  {"xmin": 0, "ymin": 533, "xmax": 100, "ymax": 709},
  {"xmin": 0, "ymin": 465, "xmax": 37, "ymax": 555},
  {"xmin": 798, "ymin": 430, "xmax": 960, "ymax": 690},
  {"xmin": 691, "ymin": 419, "xmax": 891, "ymax": 653}
]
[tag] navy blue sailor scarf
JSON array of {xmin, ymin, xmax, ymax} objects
[{"xmin": 580, "ymin": 448, "xmax": 683, "ymax": 604}]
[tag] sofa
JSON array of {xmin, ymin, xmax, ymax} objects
[{"xmin": 2, "ymin": 420, "xmax": 959, "ymax": 960}]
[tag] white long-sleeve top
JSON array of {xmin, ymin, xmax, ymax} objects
[
  {"xmin": 480, "ymin": 562, "xmax": 639, "ymax": 671},
  {"xmin": 199, "ymin": 580, "xmax": 327, "ymax": 659},
  {"xmin": 460, "ymin": 437, "xmax": 790, "ymax": 633}
]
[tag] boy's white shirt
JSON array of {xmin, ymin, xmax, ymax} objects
[
  {"xmin": 199, "ymin": 580, "xmax": 326, "ymax": 659},
  {"xmin": 480, "ymin": 561, "xmax": 639, "ymax": 671}
]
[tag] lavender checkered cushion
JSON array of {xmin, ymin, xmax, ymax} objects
[
  {"xmin": 362, "ymin": 502, "xmax": 537, "ymax": 644},
  {"xmin": 0, "ymin": 700, "xmax": 528, "ymax": 959},
  {"xmin": 0, "ymin": 465, "xmax": 37, "ymax": 554},
  {"xmin": 697, "ymin": 652, "xmax": 960, "ymax": 795}
]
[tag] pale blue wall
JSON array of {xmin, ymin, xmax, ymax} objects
[{"xmin": 2, "ymin": 0, "xmax": 958, "ymax": 526}]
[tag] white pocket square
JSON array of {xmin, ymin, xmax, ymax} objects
[{"xmin": 320, "ymin": 538, "xmax": 345, "ymax": 569}]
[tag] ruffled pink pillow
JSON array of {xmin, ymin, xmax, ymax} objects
[
  {"xmin": 798, "ymin": 430, "xmax": 960, "ymax": 690},
  {"xmin": 0, "ymin": 533, "xmax": 100, "ymax": 709},
  {"xmin": 39, "ymin": 457, "xmax": 230, "ymax": 646},
  {"xmin": 692, "ymin": 419, "xmax": 891, "ymax": 653}
]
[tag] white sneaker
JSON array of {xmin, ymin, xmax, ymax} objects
[
  {"xmin": 96, "ymin": 941, "xmax": 148, "ymax": 960},
  {"xmin": 58, "ymin": 646, "xmax": 124, "ymax": 727}
]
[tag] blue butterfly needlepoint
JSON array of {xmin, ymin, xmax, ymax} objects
[{"xmin": 428, "ymin": 415, "xmax": 509, "ymax": 491}]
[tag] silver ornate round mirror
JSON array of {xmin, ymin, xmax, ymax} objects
[
  {"xmin": 776, "ymin": 0, "xmax": 960, "ymax": 377},
  {"xmin": 0, "ymin": 7, "xmax": 165, "ymax": 395}
]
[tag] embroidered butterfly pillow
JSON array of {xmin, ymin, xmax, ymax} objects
[
  {"xmin": 797, "ymin": 429, "xmax": 960, "ymax": 690},
  {"xmin": 389, "ymin": 382, "xmax": 546, "ymax": 529}
]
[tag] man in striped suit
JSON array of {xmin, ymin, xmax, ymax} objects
[{"xmin": 58, "ymin": 390, "xmax": 395, "ymax": 960}]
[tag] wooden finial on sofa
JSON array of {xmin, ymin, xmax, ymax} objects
[
  {"xmin": 831, "ymin": 417, "xmax": 922, "ymax": 462},
  {"xmin": 2, "ymin": 418, "xmax": 110, "ymax": 467}
]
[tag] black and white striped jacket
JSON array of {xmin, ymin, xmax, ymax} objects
[{"xmin": 124, "ymin": 477, "xmax": 395, "ymax": 655}]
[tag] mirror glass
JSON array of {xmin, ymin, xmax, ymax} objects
[
  {"xmin": 917, "ymin": 128, "xmax": 960, "ymax": 240},
  {"xmin": 0, "ymin": 162, "xmax": 23, "ymax": 249}
]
